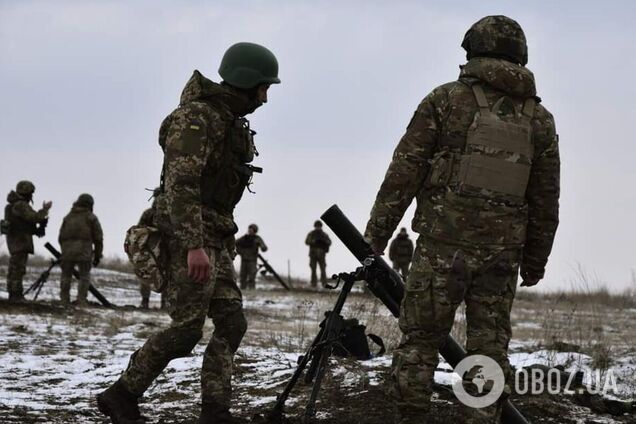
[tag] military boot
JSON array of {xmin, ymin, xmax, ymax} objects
[
  {"xmin": 199, "ymin": 401, "xmax": 242, "ymax": 424},
  {"xmin": 140, "ymin": 297, "xmax": 149, "ymax": 310},
  {"xmin": 97, "ymin": 380, "xmax": 146, "ymax": 424}
]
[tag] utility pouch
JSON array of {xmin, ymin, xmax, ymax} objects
[
  {"xmin": 426, "ymin": 150, "xmax": 456, "ymax": 188},
  {"xmin": 124, "ymin": 225, "xmax": 169, "ymax": 292},
  {"xmin": 0, "ymin": 219, "xmax": 9, "ymax": 235}
]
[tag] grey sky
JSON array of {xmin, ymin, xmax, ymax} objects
[{"xmin": 1, "ymin": 1, "xmax": 635, "ymax": 291}]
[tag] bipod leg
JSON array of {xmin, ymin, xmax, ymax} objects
[
  {"xmin": 23, "ymin": 280, "xmax": 39, "ymax": 296},
  {"xmin": 33, "ymin": 280, "xmax": 45, "ymax": 301},
  {"xmin": 262, "ymin": 327, "xmax": 325, "ymax": 422},
  {"xmin": 303, "ymin": 274, "xmax": 356, "ymax": 421}
]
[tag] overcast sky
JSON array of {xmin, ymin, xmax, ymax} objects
[{"xmin": 1, "ymin": 1, "xmax": 635, "ymax": 292}]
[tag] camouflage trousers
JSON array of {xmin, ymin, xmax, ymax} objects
[
  {"xmin": 392, "ymin": 260, "xmax": 411, "ymax": 280},
  {"xmin": 391, "ymin": 236, "xmax": 519, "ymax": 423},
  {"xmin": 239, "ymin": 258, "xmax": 258, "ymax": 290},
  {"xmin": 60, "ymin": 260, "xmax": 91, "ymax": 305},
  {"xmin": 309, "ymin": 252, "xmax": 327, "ymax": 287},
  {"xmin": 7, "ymin": 252, "xmax": 28, "ymax": 299},
  {"xmin": 120, "ymin": 240, "xmax": 246, "ymax": 407}
]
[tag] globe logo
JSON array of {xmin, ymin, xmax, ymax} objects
[{"xmin": 452, "ymin": 355, "xmax": 505, "ymax": 408}]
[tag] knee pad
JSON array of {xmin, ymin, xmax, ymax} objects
[
  {"xmin": 166, "ymin": 327, "xmax": 203, "ymax": 357},
  {"xmin": 213, "ymin": 302, "xmax": 247, "ymax": 352}
]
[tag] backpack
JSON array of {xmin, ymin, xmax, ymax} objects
[
  {"xmin": 332, "ymin": 319, "xmax": 386, "ymax": 360},
  {"xmin": 124, "ymin": 225, "xmax": 168, "ymax": 292}
]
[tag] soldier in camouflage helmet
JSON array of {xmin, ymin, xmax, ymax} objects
[
  {"xmin": 388, "ymin": 228, "xmax": 414, "ymax": 279},
  {"xmin": 235, "ymin": 224, "xmax": 268, "ymax": 290},
  {"xmin": 305, "ymin": 220, "xmax": 332, "ymax": 288},
  {"xmin": 98, "ymin": 42, "xmax": 280, "ymax": 424},
  {"xmin": 2, "ymin": 181, "xmax": 52, "ymax": 302},
  {"xmin": 364, "ymin": 16, "xmax": 559, "ymax": 423},
  {"xmin": 58, "ymin": 194, "xmax": 103, "ymax": 306}
]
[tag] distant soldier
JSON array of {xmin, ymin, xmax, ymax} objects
[
  {"xmin": 364, "ymin": 16, "xmax": 560, "ymax": 423},
  {"xmin": 137, "ymin": 193, "xmax": 167, "ymax": 309},
  {"xmin": 235, "ymin": 224, "xmax": 268, "ymax": 290},
  {"xmin": 58, "ymin": 193, "xmax": 103, "ymax": 306},
  {"xmin": 388, "ymin": 228, "xmax": 414, "ymax": 278},
  {"xmin": 305, "ymin": 220, "xmax": 331, "ymax": 287},
  {"xmin": 2, "ymin": 181, "xmax": 51, "ymax": 302}
]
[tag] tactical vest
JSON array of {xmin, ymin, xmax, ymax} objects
[
  {"xmin": 201, "ymin": 117, "xmax": 261, "ymax": 214},
  {"xmin": 418, "ymin": 84, "xmax": 536, "ymax": 246}
]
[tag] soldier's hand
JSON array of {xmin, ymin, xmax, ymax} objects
[
  {"xmin": 187, "ymin": 248, "xmax": 210, "ymax": 283},
  {"xmin": 43, "ymin": 201, "xmax": 52, "ymax": 211},
  {"xmin": 520, "ymin": 276, "xmax": 541, "ymax": 287}
]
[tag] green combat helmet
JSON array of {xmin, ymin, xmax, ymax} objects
[
  {"xmin": 461, "ymin": 15, "xmax": 528, "ymax": 65},
  {"xmin": 16, "ymin": 180, "xmax": 35, "ymax": 196},
  {"xmin": 76, "ymin": 193, "xmax": 95, "ymax": 208},
  {"xmin": 248, "ymin": 223, "xmax": 259, "ymax": 233},
  {"xmin": 219, "ymin": 42, "xmax": 281, "ymax": 89}
]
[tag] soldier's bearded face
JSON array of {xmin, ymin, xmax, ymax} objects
[{"xmin": 257, "ymin": 84, "xmax": 270, "ymax": 104}]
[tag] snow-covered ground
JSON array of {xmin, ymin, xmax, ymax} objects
[{"xmin": 0, "ymin": 265, "xmax": 634, "ymax": 423}]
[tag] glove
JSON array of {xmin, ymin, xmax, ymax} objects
[
  {"xmin": 520, "ymin": 275, "xmax": 541, "ymax": 287},
  {"xmin": 93, "ymin": 254, "xmax": 101, "ymax": 267}
]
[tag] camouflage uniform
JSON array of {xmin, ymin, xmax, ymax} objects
[
  {"xmin": 365, "ymin": 17, "xmax": 560, "ymax": 423},
  {"xmin": 137, "ymin": 206, "xmax": 166, "ymax": 309},
  {"xmin": 58, "ymin": 196, "xmax": 103, "ymax": 305},
  {"xmin": 389, "ymin": 231, "xmax": 414, "ymax": 279},
  {"xmin": 117, "ymin": 70, "xmax": 262, "ymax": 410},
  {"xmin": 235, "ymin": 232, "xmax": 268, "ymax": 289},
  {"xmin": 305, "ymin": 226, "xmax": 331, "ymax": 287},
  {"xmin": 3, "ymin": 188, "xmax": 48, "ymax": 301}
]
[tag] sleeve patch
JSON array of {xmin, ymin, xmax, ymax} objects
[{"xmin": 168, "ymin": 121, "xmax": 206, "ymax": 155}]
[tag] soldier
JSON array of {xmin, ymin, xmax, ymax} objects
[
  {"xmin": 388, "ymin": 227, "xmax": 414, "ymax": 279},
  {"xmin": 97, "ymin": 42, "xmax": 280, "ymax": 424},
  {"xmin": 305, "ymin": 220, "xmax": 331, "ymax": 287},
  {"xmin": 58, "ymin": 194, "xmax": 103, "ymax": 306},
  {"xmin": 235, "ymin": 224, "xmax": 268, "ymax": 290},
  {"xmin": 137, "ymin": 192, "xmax": 167, "ymax": 310},
  {"xmin": 364, "ymin": 16, "xmax": 560, "ymax": 423},
  {"xmin": 2, "ymin": 181, "xmax": 51, "ymax": 302}
]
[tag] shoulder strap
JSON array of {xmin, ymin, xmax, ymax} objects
[
  {"xmin": 521, "ymin": 97, "xmax": 537, "ymax": 123},
  {"xmin": 471, "ymin": 84, "xmax": 490, "ymax": 113}
]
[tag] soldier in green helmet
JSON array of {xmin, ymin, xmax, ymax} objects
[
  {"xmin": 58, "ymin": 194, "xmax": 103, "ymax": 306},
  {"xmin": 364, "ymin": 16, "xmax": 560, "ymax": 423},
  {"xmin": 98, "ymin": 42, "xmax": 280, "ymax": 424},
  {"xmin": 2, "ymin": 181, "xmax": 52, "ymax": 302}
]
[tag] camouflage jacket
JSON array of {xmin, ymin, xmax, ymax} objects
[
  {"xmin": 365, "ymin": 57, "xmax": 560, "ymax": 279},
  {"xmin": 389, "ymin": 234, "xmax": 414, "ymax": 264},
  {"xmin": 59, "ymin": 205, "xmax": 104, "ymax": 262},
  {"xmin": 3, "ymin": 191, "xmax": 48, "ymax": 255},
  {"xmin": 155, "ymin": 70, "xmax": 259, "ymax": 250},
  {"xmin": 235, "ymin": 234, "xmax": 268, "ymax": 261},
  {"xmin": 305, "ymin": 229, "xmax": 332, "ymax": 257}
]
